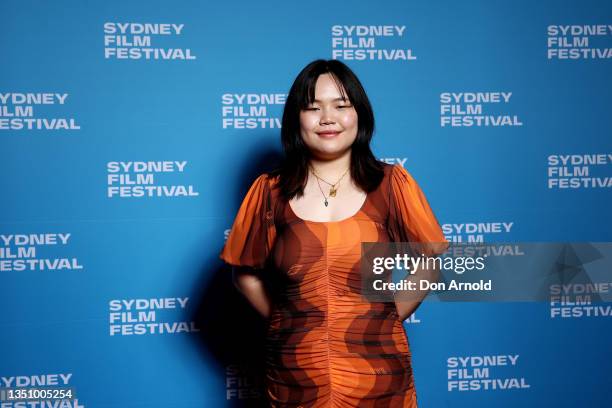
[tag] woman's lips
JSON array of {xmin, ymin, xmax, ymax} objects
[{"xmin": 317, "ymin": 131, "xmax": 341, "ymax": 138}]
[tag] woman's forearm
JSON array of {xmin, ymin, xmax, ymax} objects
[
  {"xmin": 232, "ymin": 267, "xmax": 272, "ymax": 319},
  {"xmin": 393, "ymin": 263, "xmax": 440, "ymax": 321},
  {"xmin": 395, "ymin": 299, "xmax": 422, "ymax": 322}
]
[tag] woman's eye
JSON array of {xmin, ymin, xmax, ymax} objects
[{"xmin": 304, "ymin": 105, "xmax": 351, "ymax": 111}]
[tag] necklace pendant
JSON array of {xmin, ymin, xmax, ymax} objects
[
  {"xmin": 324, "ymin": 198, "xmax": 328, "ymax": 207},
  {"xmin": 329, "ymin": 187, "xmax": 336, "ymax": 197}
]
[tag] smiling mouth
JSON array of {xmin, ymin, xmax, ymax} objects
[{"xmin": 317, "ymin": 131, "xmax": 341, "ymax": 137}]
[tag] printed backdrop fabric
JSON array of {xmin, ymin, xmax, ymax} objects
[{"xmin": 1, "ymin": 0, "xmax": 611, "ymax": 407}]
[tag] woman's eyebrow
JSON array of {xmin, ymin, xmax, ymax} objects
[{"xmin": 312, "ymin": 97, "xmax": 347, "ymax": 102}]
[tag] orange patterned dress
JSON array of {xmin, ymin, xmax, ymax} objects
[{"xmin": 219, "ymin": 162, "xmax": 446, "ymax": 407}]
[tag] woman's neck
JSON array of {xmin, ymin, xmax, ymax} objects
[{"xmin": 308, "ymin": 151, "xmax": 351, "ymax": 180}]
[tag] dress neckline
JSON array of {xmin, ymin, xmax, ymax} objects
[{"xmin": 286, "ymin": 191, "xmax": 369, "ymax": 224}]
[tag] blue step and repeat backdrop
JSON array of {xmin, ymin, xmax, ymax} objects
[{"xmin": 1, "ymin": 0, "xmax": 611, "ymax": 407}]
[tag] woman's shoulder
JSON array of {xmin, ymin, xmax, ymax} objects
[
  {"xmin": 385, "ymin": 162, "xmax": 416, "ymax": 180},
  {"xmin": 258, "ymin": 170, "xmax": 280, "ymax": 187},
  {"xmin": 380, "ymin": 161, "xmax": 407, "ymax": 180},
  {"xmin": 248, "ymin": 170, "xmax": 281, "ymax": 204}
]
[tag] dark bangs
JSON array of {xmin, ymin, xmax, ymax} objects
[{"xmin": 298, "ymin": 69, "xmax": 349, "ymax": 109}]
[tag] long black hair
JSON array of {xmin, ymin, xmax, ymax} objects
[{"xmin": 269, "ymin": 59, "xmax": 385, "ymax": 201}]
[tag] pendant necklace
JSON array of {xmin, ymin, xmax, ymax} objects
[
  {"xmin": 310, "ymin": 166, "xmax": 350, "ymax": 207},
  {"xmin": 314, "ymin": 177, "xmax": 330, "ymax": 207}
]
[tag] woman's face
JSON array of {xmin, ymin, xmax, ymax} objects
[{"xmin": 299, "ymin": 73, "xmax": 358, "ymax": 160}]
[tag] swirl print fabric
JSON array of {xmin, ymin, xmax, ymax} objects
[{"xmin": 220, "ymin": 163, "xmax": 446, "ymax": 407}]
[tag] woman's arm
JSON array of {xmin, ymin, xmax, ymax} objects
[
  {"xmin": 232, "ymin": 266, "xmax": 272, "ymax": 319},
  {"xmin": 393, "ymin": 261, "xmax": 441, "ymax": 321}
]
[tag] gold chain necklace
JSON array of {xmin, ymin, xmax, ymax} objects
[
  {"xmin": 310, "ymin": 165, "xmax": 350, "ymax": 207},
  {"xmin": 313, "ymin": 177, "xmax": 330, "ymax": 207}
]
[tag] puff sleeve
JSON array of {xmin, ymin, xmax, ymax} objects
[
  {"xmin": 387, "ymin": 164, "xmax": 449, "ymax": 256},
  {"xmin": 219, "ymin": 173, "xmax": 277, "ymax": 269}
]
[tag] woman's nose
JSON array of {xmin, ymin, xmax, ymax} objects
[{"xmin": 319, "ymin": 108, "xmax": 335, "ymax": 124}]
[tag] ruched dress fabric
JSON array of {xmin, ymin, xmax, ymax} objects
[{"xmin": 220, "ymin": 163, "xmax": 446, "ymax": 408}]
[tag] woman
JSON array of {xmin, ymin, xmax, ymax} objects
[{"xmin": 219, "ymin": 59, "xmax": 447, "ymax": 407}]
